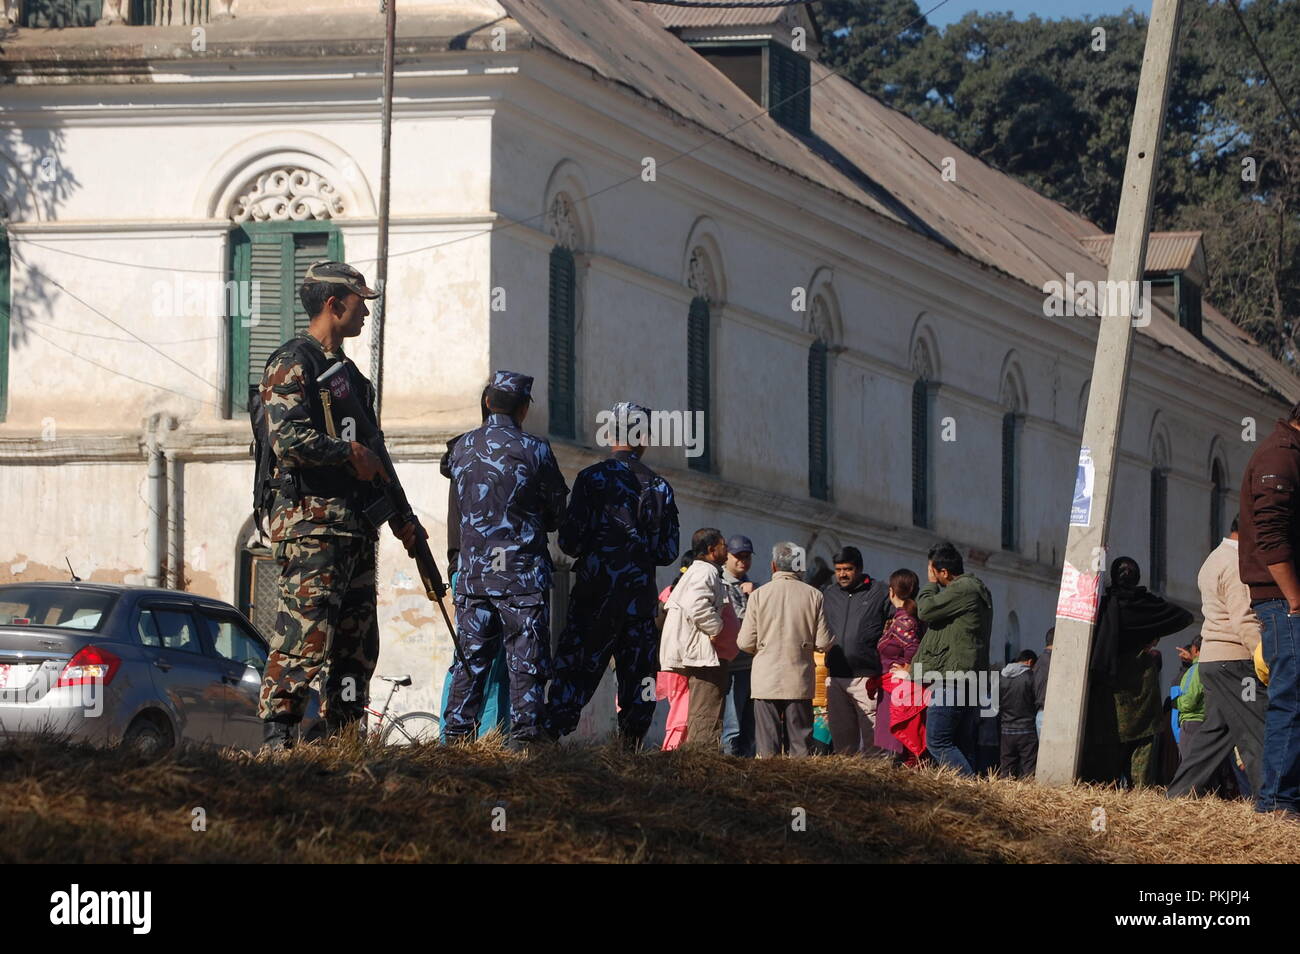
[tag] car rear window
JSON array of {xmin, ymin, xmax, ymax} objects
[{"xmin": 0, "ymin": 586, "xmax": 117, "ymax": 633}]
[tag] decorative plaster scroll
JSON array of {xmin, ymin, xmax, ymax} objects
[
  {"xmin": 810, "ymin": 294, "xmax": 833, "ymax": 343},
  {"xmin": 912, "ymin": 339, "xmax": 934, "ymax": 381},
  {"xmin": 687, "ymin": 246, "xmax": 713, "ymax": 302},
  {"xmin": 230, "ymin": 168, "xmax": 343, "ymax": 223},
  {"xmin": 547, "ymin": 192, "xmax": 580, "ymax": 250}
]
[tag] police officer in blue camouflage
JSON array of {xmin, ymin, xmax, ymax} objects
[
  {"xmin": 547, "ymin": 402, "xmax": 680, "ymax": 749},
  {"xmin": 444, "ymin": 371, "xmax": 569, "ymax": 745}
]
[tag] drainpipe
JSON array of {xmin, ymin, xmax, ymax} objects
[
  {"xmin": 166, "ymin": 425, "xmax": 183, "ymax": 590},
  {"xmin": 145, "ymin": 415, "xmax": 166, "ymax": 588}
]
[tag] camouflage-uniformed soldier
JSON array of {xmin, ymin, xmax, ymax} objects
[
  {"xmin": 256, "ymin": 261, "xmax": 421, "ymax": 750},
  {"xmin": 547, "ymin": 403, "xmax": 680, "ymax": 748},
  {"xmin": 444, "ymin": 371, "xmax": 569, "ymax": 745}
]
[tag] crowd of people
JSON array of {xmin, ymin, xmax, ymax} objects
[
  {"xmin": 428, "ymin": 373, "xmax": 1295, "ymax": 815},
  {"xmin": 253, "ymin": 262, "xmax": 1300, "ymax": 818},
  {"xmin": 425, "ymin": 368, "xmax": 1292, "ymax": 815}
]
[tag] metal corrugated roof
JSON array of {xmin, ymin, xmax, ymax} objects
[
  {"xmin": 652, "ymin": 5, "xmax": 788, "ymax": 29},
  {"xmin": 1080, "ymin": 231, "xmax": 1207, "ymax": 280},
  {"xmin": 497, "ymin": 0, "xmax": 1296, "ymax": 401}
]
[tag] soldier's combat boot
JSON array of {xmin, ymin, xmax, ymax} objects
[
  {"xmin": 261, "ymin": 718, "xmax": 298, "ymax": 752},
  {"xmin": 325, "ymin": 708, "xmax": 365, "ymax": 744}
]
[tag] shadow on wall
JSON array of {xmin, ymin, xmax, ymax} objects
[{"xmin": 2, "ymin": 119, "xmax": 83, "ymax": 346}]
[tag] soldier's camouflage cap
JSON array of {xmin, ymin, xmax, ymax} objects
[
  {"xmin": 490, "ymin": 370, "xmax": 533, "ymax": 398},
  {"xmin": 302, "ymin": 260, "xmax": 381, "ymax": 300}
]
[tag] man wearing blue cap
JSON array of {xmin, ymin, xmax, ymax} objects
[
  {"xmin": 547, "ymin": 402, "xmax": 680, "ymax": 749},
  {"xmin": 444, "ymin": 370, "xmax": 570, "ymax": 746},
  {"xmin": 721, "ymin": 534, "xmax": 757, "ymax": 757}
]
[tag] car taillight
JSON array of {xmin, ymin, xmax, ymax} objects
[{"xmin": 57, "ymin": 645, "xmax": 122, "ymax": 687}]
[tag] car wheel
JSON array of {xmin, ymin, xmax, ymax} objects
[{"xmin": 123, "ymin": 714, "xmax": 174, "ymax": 758}]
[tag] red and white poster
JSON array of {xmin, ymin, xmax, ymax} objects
[{"xmin": 1056, "ymin": 560, "xmax": 1101, "ymax": 624}]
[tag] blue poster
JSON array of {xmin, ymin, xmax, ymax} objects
[{"xmin": 1071, "ymin": 446, "xmax": 1094, "ymax": 527}]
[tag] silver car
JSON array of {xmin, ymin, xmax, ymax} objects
[{"xmin": 0, "ymin": 582, "xmax": 319, "ymax": 753}]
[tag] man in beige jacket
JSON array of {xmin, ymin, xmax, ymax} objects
[
  {"xmin": 1167, "ymin": 518, "xmax": 1268, "ymax": 798},
  {"xmin": 738, "ymin": 542, "xmax": 834, "ymax": 757}
]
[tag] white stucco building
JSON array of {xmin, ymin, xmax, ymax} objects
[{"xmin": 2, "ymin": 0, "xmax": 1294, "ymax": 729}]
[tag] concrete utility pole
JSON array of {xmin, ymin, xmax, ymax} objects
[
  {"xmin": 1037, "ymin": 0, "xmax": 1185, "ymax": 787},
  {"xmin": 370, "ymin": 0, "xmax": 398, "ymax": 423}
]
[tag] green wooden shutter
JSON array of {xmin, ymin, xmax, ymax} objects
[
  {"xmin": 1150, "ymin": 467, "xmax": 1168, "ymax": 593},
  {"xmin": 291, "ymin": 231, "xmax": 332, "ymax": 335},
  {"xmin": 0, "ymin": 228, "xmax": 9, "ymax": 422},
  {"xmin": 687, "ymin": 296, "xmax": 712, "ymax": 473},
  {"xmin": 228, "ymin": 222, "xmax": 339, "ymax": 416},
  {"xmin": 1175, "ymin": 274, "xmax": 1203, "ymax": 339},
  {"xmin": 246, "ymin": 231, "xmax": 288, "ymax": 398},
  {"xmin": 1001, "ymin": 412, "xmax": 1018, "ymax": 551},
  {"xmin": 912, "ymin": 378, "xmax": 929, "ymax": 528},
  {"xmin": 548, "ymin": 246, "xmax": 577, "ymax": 440},
  {"xmin": 0, "ymin": 227, "xmax": 9, "ymax": 421},
  {"xmin": 808, "ymin": 339, "xmax": 829, "ymax": 500},
  {"xmin": 767, "ymin": 42, "xmax": 811, "ymax": 135},
  {"xmin": 1210, "ymin": 463, "xmax": 1223, "ymax": 549}
]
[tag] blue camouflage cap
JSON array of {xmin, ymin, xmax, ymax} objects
[
  {"xmin": 727, "ymin": 535, "xmax": 754, "ymax": 555},
  {"xmin": 490, "ymin": 370, "xmax": 533, "ymax": 398},
  {"xmin": 611, "ymin": 401, "xmax": 651, "ymax": 419}
]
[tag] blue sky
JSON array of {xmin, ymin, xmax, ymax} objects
[{"xmin": 923, "ymin": 0, "xmax": 1150, "ymax": 28}]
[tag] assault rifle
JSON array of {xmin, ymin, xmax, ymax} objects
[{"xmin": 316, "ymin": 361, "xmax": 465, "ymax": 667}]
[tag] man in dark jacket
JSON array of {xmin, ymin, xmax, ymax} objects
[
  {"xmin": 1034, "ymin": 628, "xmax": 1053, "ymax": 733},
  {"xmin": 1239, "ymin": 411, "xmax": 1300, "ymax": 815},
  {"xmin": 1000, "ymin": 650, "xmax": 1038, "ymax": 777},
  {"xmin": 1080, "ymin": 556, "xmax": 1192, "ymax": 787},
  {"xmin": 821, "ymin": 546, "xmax": 890, "ymax": 755}
]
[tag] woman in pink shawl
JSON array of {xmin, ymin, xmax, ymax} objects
[
  {"xmin": 876, "ymin": 568, "xmax": 926, "ymax": 760},
  {"xmin": 656, "ymin": 555, "xmax": 695, "ymax": 749}
]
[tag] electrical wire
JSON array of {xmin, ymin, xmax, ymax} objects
[
  {"xmin": 7, "ymin": 0, "xmax": 954, "ymax": 276},
  {"xmin": 23, "ymin": 324, "xmax": 223, "ymax": 412},
  {"xmin": 10, "ymin": 244, "xmax": 222, "ymax": 394},
  {"xmin": 1225, "ymin": 0, "xmax": 1300, "ymax": 139}
]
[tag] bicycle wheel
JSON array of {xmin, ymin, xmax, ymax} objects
[{"xmin": 382, "ymin": 711, "xmax": 441, "ymax": 746}]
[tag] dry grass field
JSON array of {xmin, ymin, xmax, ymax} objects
[{"xmin": 1, "ymin": 736, "xmax": 1294, "ymax": 863}]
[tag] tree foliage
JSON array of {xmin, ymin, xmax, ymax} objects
[{"xmin": 818, "ymin": 0, "xmax": 1300, "ymax": 366}]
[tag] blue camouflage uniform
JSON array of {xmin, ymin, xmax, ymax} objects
[
  {"xmin": 444, "ymin": 371, "xmax": 569, "ymax": 743},
  {"xmin": 547, "ymin": 404, "xmax": 680, "ymax": 743}
]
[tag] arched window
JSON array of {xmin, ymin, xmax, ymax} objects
[
  {"xmin": 807, "ymin": 289, "xmax": 835, "ymax": 501},
  {"xmin": 686, "ymin": 245, "xmax": 717, "ymax": 473},
  {"xmin": 911, "ymin": 341, "xmax": 935, "ymax": 528},
  {"xmin": 1000, "ymin": 368, "xmax": 1025, "ymax": 552},
  {"xmin": 1210, "ymin": 457, "xmax": 1228, "ymax": 546},
  {"xmin": 235, "ymin": 518, "xmax": 277, "ymax": 639},
  {"xmin": 547, "ymin": 246, "xmax": 577, "ymax": 439},
  {"xmin": 546, "ymin": 193, "xmax": 580, "ymax": 440},
  {"xmin": 686, "ymin": 296, "xmax": 711, "ymax": 472},
  {"xmin": 1150, "ymin": 434, "xmax": 1170, "ymax": 593},
  {"xmin": 225, "ymin": 167, "xmax": 343, "ymax": 417}
]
